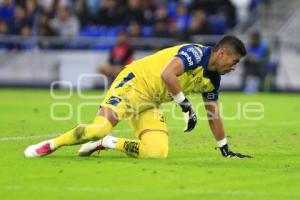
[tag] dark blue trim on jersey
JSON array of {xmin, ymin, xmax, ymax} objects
[
  {"xmin": 106, "ymin": 96, "xmax": 122, "ymax": 106},
  {"xmin": 175, "ymin": 44, "xmax": 220, "ymax": 101},
  {"xmin": 202, "ymin": 70, "xmax": 221, "ymax": 101},
  {"xmin": 175, "ymin": 45, "xmax": 212, "ymax": 71},
  {"xmin": 115, "ymin": 72, "xmax": 135, "ymax": 88}
]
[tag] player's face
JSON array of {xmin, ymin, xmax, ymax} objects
[{"xmin": 215, "ymin": 48, "xmax": 241, "ymax": 75}]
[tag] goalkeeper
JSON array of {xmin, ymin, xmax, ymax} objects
[{"xmin": 25, "ymin": 35, "xmax": 252, "ymax": 159}]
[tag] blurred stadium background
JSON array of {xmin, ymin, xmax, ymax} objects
[
  {"xmin": 1, "ymin": 1, "xmax": 300, "ymax": 199},
  {"xmin": 0, "ymin": 0, "xmax": 300, "ymax": 92}
]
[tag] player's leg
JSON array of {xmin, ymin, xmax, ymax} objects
[
  {"xmin": 53, "ymin": 107, "xmax": 118, "ymax": 147},
  {"xmin": 24, "ymin": 106, "xmax": 118, "ymax": 157},
  {"xmin": 78, "ymin": 131, "xmax": 168, "ymax": 158},
  {"xmin": 113, "ymin": 130, "xmax": 168, "ymax": 158},
  {"xmin": 24, "ymin": 68, "xmax": 134, "ymax": 157},
  {"xmin": 116, "ymin": 108, "xmax": 168, "ymax": 158},
  {"xmin": 81, "ymin": 108, "xmax": 169, "ymax": 158}
]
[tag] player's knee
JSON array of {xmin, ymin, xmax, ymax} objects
[
  {"xmin": 142, "ymin": 133, "xmax": 168, "ymax": 159},
  {"xmin": 149, "ymin": 143, "xmax": 168, "ymax": 159},
  {"xmin": 142, "ymin": 140, "xmax": 168, "ymax": 159},
  {"xmin": 98, "ymin": 107, "xmax": 119, "ymax": 127}
]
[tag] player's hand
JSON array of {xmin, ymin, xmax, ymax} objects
[
  {"xmin": 219, "ymin": 144, "xmax": 253, "ymax": 158},
  {"xmin": 179, "ymin": 98, "xmax": 197, "ymax": 132}
]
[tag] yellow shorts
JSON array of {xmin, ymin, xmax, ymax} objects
[
  {"xmin": 101, "ymin": 67, "xmax": 168, "ymax": 137},
  {"xmin": 128, "ymin": 107, "xmax": 168, "ymax": 139}
]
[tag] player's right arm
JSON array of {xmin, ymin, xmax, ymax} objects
[
  {"xmin": 161, "ymin": 57, "xmax": 185, "ymax": 96},
  {"xmin": 161, "ymin": 57, "xmax": 197, "ymax": 132}
]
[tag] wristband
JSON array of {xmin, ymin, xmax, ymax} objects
[
  {"xmin": 217, "ymin": 137, "xmax": 227, "ymax": 148},
  {"xmin": 172, "ymin": 91, "xmax": 185, "ymax": 104}
]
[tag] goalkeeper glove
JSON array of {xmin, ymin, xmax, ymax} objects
[
  {"xmin": 179, "ymin": 98, "xmax": 197, "ymax": 132},
  {"xmin": 219, "ymin": 143, "xmax": 253, "ymax": 158},
  {"xmin": 172, "ymin": 92, "xmax": 197, "ymax": 132}
]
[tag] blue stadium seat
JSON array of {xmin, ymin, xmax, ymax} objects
[
  {"xmin": 106, "ymin": 26, "xmax": 119, "ymax": 37},
  {"xmin": 142, "ymin": 26, "xmax": 154, "ymax": 37},
  {"xmin": 80, "ymin": 26, "xmax": 108, "ymax": 37}
]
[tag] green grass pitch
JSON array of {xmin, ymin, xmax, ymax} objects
[{"xmin": 0, "ymin": 89, "xmax": 299, "ymax": 200}]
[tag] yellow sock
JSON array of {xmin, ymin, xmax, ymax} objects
[
  {"xmin": 115, "ymin": 138, "xmax": 141, "ymax": 157},
  {"xmin": 54, "ymin": 116, "xmax": 112, "ymax": 148}
]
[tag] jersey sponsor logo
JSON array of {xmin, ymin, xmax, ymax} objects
[
  {"xmin": 194, "ymin": 77, "xmax": 203, "ymax": 84},
  {"xmin": 106, "ymin": 96, "xmax": 122, "ymax": 106},
  {"xmin": 191, "ymin": 72, "xmax": 196, "ymax": 77},
  {"xmin": 199, "ymin": 85, "xmax": 208, "ymax": 92},
  {"xmin": 179, "ymin": 50, "xmax": 194, "ymax": 66},
  {"xmin": 206, "ymin": 92, "xmax": 216, "ymax": 100},
  {"xmin": 187, "ymin": 47, "xmax": 203, "ymax": 63}
]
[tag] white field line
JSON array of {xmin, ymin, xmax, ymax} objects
[
  {"xmin": 1, "ymin": 185, "xmax": 300, "ymax": 197},
  {"xmin": 225, "ymin": 121, "xmax": 300, "ymax": 128},
  {"xmin": 0, "ymin": 129, "xmax": 133, "ymax": 142},
  {"xmin": 0, "ymin": 121, "xmax": 299, "ymax": 142},
  {"xmin": 0, "ymin": 133, "xmax": 60, "ymax": 141}
]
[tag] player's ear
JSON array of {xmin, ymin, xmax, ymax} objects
[{"xmin": 217, "ymin": 48, "xmax": 225, "ymax": 58}]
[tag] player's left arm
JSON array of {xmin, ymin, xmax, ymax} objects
[{"xmin": 203, "ymin": 97, "xmax": 253, "ymax": 158}]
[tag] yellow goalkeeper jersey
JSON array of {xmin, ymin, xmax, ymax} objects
[{"xmin": 121, "ymin": 44, "xmax": 221, "ymax": 103}]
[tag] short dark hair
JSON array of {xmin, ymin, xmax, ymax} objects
[{"xmin": 213, "ymin": 35, "xmax": 247, "ymax": 57}]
